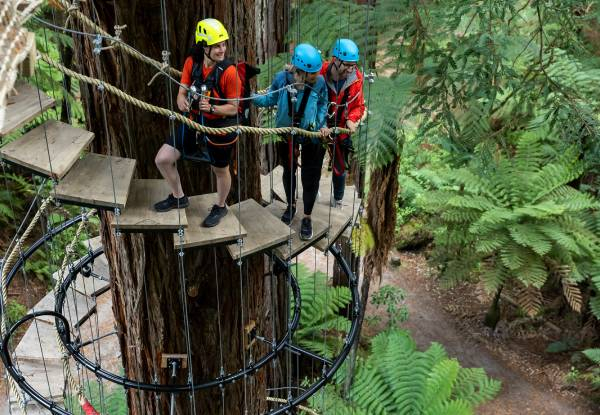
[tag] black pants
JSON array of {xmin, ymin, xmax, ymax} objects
[{"xmin": 278, "ymin": 138, "xmax": 326, "ymax": 216}]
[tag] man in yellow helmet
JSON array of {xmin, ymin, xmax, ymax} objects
[{"xmin": 154, "ymin": 18, "xmax": 243, "ymax": 228}]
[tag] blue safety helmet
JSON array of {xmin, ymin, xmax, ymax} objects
[
  {"xmin": 332, "ymin": 39, "xmax": 359, "ymax": 62},
  {"xmin": 291, "ymin": 43, "xmax": 322, "ymax": 73}
]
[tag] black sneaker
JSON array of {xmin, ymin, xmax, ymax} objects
[
  {"xmin": 281, "ymin": 205, "xmax": 296, "ymax": 225},
  {"xmin": 300, "ymin": 217, "xmax": 313, "ymax": 241},
  {"xmin": 203, "ymin": 204, "xmax": 228, "ymax": 227},
  {"xmin": 154, "ymin": 194, "xmax": 189, "ymax": 212}
]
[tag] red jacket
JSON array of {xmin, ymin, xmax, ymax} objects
[
  {"xmin": 82, "ymin": 401, "xmax": 100, "ymax": 415},
  {"xmin": 320, "ymin": 60, "xmax": 365, "ymax": 139}
]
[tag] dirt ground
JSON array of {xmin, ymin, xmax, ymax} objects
[{"xmin": 374, "ymin": 250, "xmax": 600, "ymax": 415}]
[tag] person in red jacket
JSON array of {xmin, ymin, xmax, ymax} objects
[
  {"xmin": 320, "ymin": 38, "xmax": 365, "ymax": 207},
  {"xmin": 79, "ymin": 395, "xmax": 100, "ymax": 415}
]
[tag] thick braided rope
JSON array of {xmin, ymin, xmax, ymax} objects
[
  {"xmin": 51, "ymin": 208, "xmax": 97, "ymax": 403},
  {"xmin": 54, "ymin": 0, "xmax": 181, "ymax": 78},
  {"xmin": 40, "ymin": 53, "xmax": 350, "ymax": 138},
  {"xmin": 1, "ymin": 196, "xmax": 53, "ymax": 411}
]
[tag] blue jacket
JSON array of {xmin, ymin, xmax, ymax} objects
[{"xmin": 253, "ymin": 70, "xmax": 328, "ymax": 143}]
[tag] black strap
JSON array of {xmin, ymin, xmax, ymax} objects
[
  {"xmin": 191, "ymin": 59, "xmax": 233, "ymax": 105},
  {"xmin": 287, "ymin": 86, "xmax": 311, "ymax": 128},
  {"xmin": 328, "ymin": 86, "xmax": 351, "ymax": 128}
]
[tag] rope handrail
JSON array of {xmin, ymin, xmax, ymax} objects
[
  {"xmin": 39, "ymin": 53, "xmax": 351, "ymax": 139},
  {"xmin": 54, "ymin": 0, "xmax": 182, "ymax": 79},
  {"xmin": 1, "ymin": 196, "xmax": 54, "ymax": 410}
]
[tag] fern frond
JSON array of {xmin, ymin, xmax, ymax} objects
[
  {"xmin": 561, "ymin": 277, "xmax": 583, "ymax": 313},
  {"xmin": 516, "ymin": 284, "xmax": 543, "ymax": 317}
]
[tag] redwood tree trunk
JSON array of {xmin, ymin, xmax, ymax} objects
[{"xmin": 73, "ymin": 1, "xmax": 286, "ymax": 413}]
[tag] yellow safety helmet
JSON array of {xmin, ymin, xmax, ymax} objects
[{"xmin": 195, "ymin": 18, "xmax": 229, "ymax": 46}]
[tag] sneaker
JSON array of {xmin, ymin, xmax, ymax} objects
[
  {"xmin": 330, "ymin": 198, "xmax": 342, "ymax": 208},
  {"xmin": 281, "ymin": 205, "xmax": 296, "ymax": 225},
  {"xmin": 202, "ymin": 204, "xmax": 228, "ymax": 227},
  {"xmin": 300, "ymin": 217, "xmax": 313, "ymax": 241},
  {"xmin": 154, "ymin": 194, "xmax": 189, "ymax": 212}
]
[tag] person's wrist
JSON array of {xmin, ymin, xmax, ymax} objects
[{"xmin": 210, "ymin": 104, "xmax": 216, "ymax": 114}]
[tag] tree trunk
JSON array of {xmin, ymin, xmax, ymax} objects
[{"xmin": 72, "ymin": 2, "xmax": 286, "ymax": 413}]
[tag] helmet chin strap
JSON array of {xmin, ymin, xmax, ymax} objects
[{"xmin": 204, "ymin": 46, "xmax": 216, "ymax": 64}]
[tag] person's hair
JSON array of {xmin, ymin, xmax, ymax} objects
[{"xmin": 187, "ymin": 42, "xmax": 205, "ymax": 66}]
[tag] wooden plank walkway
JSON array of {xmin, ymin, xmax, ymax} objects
[
  {"xmin": 1, "ymin": 81, "xmax": 55, "ymax": 136},
  {"xmin": 267, "ymin": 200, "xmax": 330, "ymax": 260},
  {"xmin": 227, "ymin": 198, "xmax": 292, "ymax": 260},
  {"xmin": 260, "ymin": 165, "xmax": 286, "ymax": 204},
  {"xmin": 0, "ymin": 120, "xmax": 94, "ymax": 179},
  {"xmin": 314, "ymin": 202, "xmax": 353, "ymax": 252},
  {"xmin": 54, "ymin": 153, "xmax": 136, "ymax": 209},
  {"xmin": 115, "ymin": 179, "xmax": 188, "ymax": 232},
  {"xmin": 174, "ymin": 193, "xmax": 246, "ymax": 249}
]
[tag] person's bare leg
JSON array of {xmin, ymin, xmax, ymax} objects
[
  {"xmin": 212, "ymin": 165, "xmax": 231, "ymax": 206},
  {"xmin": 155, "ymin": 144, "xmax": 184, "ymax": 198}
]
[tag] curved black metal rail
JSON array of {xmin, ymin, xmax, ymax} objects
[
  {"xmin": 267, "ymin": 244, "xmax": 361, "ymax": 415},
  {"xmin": 0, "ymin": 215, "xmax": 361, "ymax": 415}
]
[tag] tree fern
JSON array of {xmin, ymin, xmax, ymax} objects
[
  {"xmin": 309, "ymin": 329, "xmax": 500, "ymax": 414},
  {"xmin": 420, "ymin": 135, "xmax": 600, "ymax": 316},
  {"xmin": 291, "ymin": 264, "xmax": 351, "ymax": 359}
]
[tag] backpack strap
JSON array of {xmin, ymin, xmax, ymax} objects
[{"xmin": 287, "ymin": 85, "xmax": 311, "ymax": 128}]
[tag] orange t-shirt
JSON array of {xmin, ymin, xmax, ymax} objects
[{"xmin": 180, "ymin": 56, "xmax": 243, "ymax": 120}]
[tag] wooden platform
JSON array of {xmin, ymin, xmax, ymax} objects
[
  {"xmin": 1, "ymin": 81, "xmax": 55, "ymax": 137},
  {"xmin": 174, "ymin": 193, "xmax": 246, "ymax": 249},
  {"xmin": 227, "ymin": 198, "xmax": 292, "ymax": 261},
  {"xmin": 114, "ymin": 179, "xmax": 188, "ymax": 232},
  {"xmin": 0, "ymin": 120, "xmax": 94, "ymax": 179},
  {"xmin": 54, "ymin": 153, "xmax": 136, "ymax": 209},
  {"xmin": 260, "ymin": 165, "xmax": 286, "ymax": 204},
  {"xmin": 313, "ymin": 202, "xmax": 353, "ymax": 252},
  {"xmin": 267, "ymin": 200, "xmax": 330, "ymax": 260}
]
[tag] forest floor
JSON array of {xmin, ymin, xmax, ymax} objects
[{"xmin": 299, "ymin": 248, "xmax": 600, "ymax": 414}]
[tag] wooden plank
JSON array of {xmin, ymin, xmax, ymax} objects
[
  {"xmin": 267, "ymin": 200, "xmax": 330, "ymax": 260},
  {"xmin": 313, "ymin": 202, "xmax": 353, "ymax": 253},
  {"xmin": 54, "ymin": 153, "xmax": 136, "ymax": 209},
  {"xmin": 174, "ymin": 193, "xmax": 246, "ymax": 249},
  {"xmin": 115, "ymin": 179, "xmax": 188, "ymax": 231},
  {"xmin": 227, "ymin": 198, "xmax": 292, "ymax": 261},
  {"xmin": 260, "ymin": 165, "xmax": 286, "ymax": 204},
  {"xmin": 1, "ymin": 80, "xmax": 55, "ymax": 137},
  {"xmin": 0, "ymin": 120, "xmax": 94, "ymax": 179}
]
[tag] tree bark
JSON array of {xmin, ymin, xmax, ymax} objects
[{"xmin": 72, "ymin": 1, "xmax": 286, "ymax": 413}]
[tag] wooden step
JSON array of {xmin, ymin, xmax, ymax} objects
[
  {"xmin": 54, "ymin": 153, "xmax": 136, "ymax": 209},
  {"xmin": 227, "ymin": 198, "xmax": 292, "ymax": 260},
  {"xmin": 115, "ymin": 179, "xmax": 188, "ymax": 232},
  {"xmin": 260, "ymin": 165, "xmax": 286, "ymax": 204},
  {"xmin": 0, "ymin": 80, "xmax": 55, "ymax": 137},
  {"xmin": 267, "ymin": 200, "xmax": 330, "ymax": 261},
  {"xmin": 313, "ymin": 202, "xmax": 353, "ymax": 252},
  {"xmin": 174, "ymin": 193, "xmax": 246, "ymax": 249},
  {"xmin": 0, "ymin": 120, "xmax": 94, "ymax": 179}
]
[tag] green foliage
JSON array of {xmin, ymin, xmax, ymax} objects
[
  {"xmin": 419, "ymin": 135, "xmax": 600, "ymax": 316},
  {"xmin": 368, "ymin": 285, "xmax": 409, "ymax": 329},
  {"xmin": 310, "ymin": 329, "xmax": 501, "ymax": 414},
  {"xmin": 4, "ymin": 299, "xmax": 27, "ymax": 326},
  {"xmin": 350, "ymin": 218, "xmax": 375, "ymax": 257},
  {"xmin": 292, "ymin": 263, "xmax": 352, "ymax": 359},
  {"xmin": 581, "ymin": 349, "xmax": 600, "ymax": 390},
  {"xmin": 66, "ymin": 383, "xmax": 127, "ymax": 415}
]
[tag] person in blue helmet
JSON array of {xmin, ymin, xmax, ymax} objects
[
  {"xmin": 320, "ymin": 38, "xmax": 365, "ymax": 208},
  {"xmin": 253, "ymin": 43, "xmax": 329, "ymax": 240}
]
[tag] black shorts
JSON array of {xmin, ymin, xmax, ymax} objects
[{"xmin": 166, "ymin": 122, "xmax": 236, "ymax": 168}]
